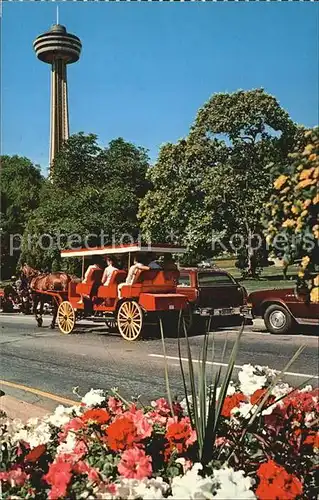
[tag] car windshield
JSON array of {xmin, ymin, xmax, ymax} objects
[{"xmin": 198, "ymin": 272, "xmax": 237, "ymax": 287}]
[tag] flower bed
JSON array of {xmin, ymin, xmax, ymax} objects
[{"xmin": 0, "ymin": 365, "xmax": 318, "ymax": 499}]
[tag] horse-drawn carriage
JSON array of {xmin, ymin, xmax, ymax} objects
[{"xmin": 27, "ymin": 244, "xmax": 189, "ymax": 341}]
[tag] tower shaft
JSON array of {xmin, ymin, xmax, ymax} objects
[
  {"xmin": 33, "ymin": 24, "xmax": 82, "ymax": 177},
  {"xmin": 50, "ymin": 59, "xmax": 70, "ymax": 168}
]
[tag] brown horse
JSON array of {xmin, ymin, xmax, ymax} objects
[{"xmin": 21, "ymin": 264, "xmax": 73, "ymax": 328}]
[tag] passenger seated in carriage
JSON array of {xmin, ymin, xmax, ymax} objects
[
  {"xmin": 147, "ymin": 253, "xmax": 161, "ymax": 269},
  {"xmin": 118, "ymin": 254, "xmax": 150, "ymax": 298},
  {"xmin": 102, "ymin": 256, "xmax": 119, "ymax": 286},
  {"xmin": 82, "ymin": 256, "xmax": 103, "ymax": 283},
  {"xmin": 77, "ymin": 256, "xmax": 103, "ymax": 305},
  {"xmin": 162, "ymin": 253, "xmax": 178, "ymax": 271}
]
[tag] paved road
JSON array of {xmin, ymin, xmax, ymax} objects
[{"xmin": 0, "ymin": 314, "xmax": 318, "ymax": 412}]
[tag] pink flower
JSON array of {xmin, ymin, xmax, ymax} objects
[
  {"xmin": 0, "ymin": 468, "xmax": 28, "ymax": 487},
  {"xmin": 149, "ymin": 398, "xmax": 172, "ymax": 425},
  {"xmin": 59, "ymin": 417, "xmax": 85, "ymax": 442},
  {"xmin": 73, "ymin": 440, "xmax": 88, "ymax": 460},
  {"xmin": 73, "ymin": 461, "xmax": 101, "ymax": 484},
  {"xmin": 95, "ymin": 482, "xmax": 118, "ymax": 497},
  {"xmin": 108, "ymin": 396, "xmax": 123, "ymax": 415},
  {"xmin": 118, "ymin": 447, "xmax": 152, "ymax": 479},
  {"xmin": 107, "ymin": 483, "xmax": 117, "ymax": 495},
  {"xmin": 129, "ymin": 409, "xmax": 153, "ymax": 440},
  {"xmin": 44, "ymin": 457, "xmax": 72, "ymax": 499},
  {"xmin": 151, "ymin": 398, "xmax": 171, "ymax": 414}
]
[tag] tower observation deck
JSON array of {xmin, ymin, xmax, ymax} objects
[{"xmin": 33, "ymin": 24, "xmax": 82, "ymax": 173}]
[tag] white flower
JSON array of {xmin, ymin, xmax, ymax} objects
[
  {"xmin": 135, "ymin": 478, "xmax": 168, "ymax": 499},
  {"xmin": 255, "ymin": 365, "xmax": 279, "ymax": 380},
  {"xmin": 225, "ymin": 382, "xmax": 236, "ymax": 396},
  {"xmin": 305, "ymin": 412, "xmax": 316, "ymax": 428},
  {"xmin": 238, "ymin": 365, "xmax": 267, "ymax": 396},
  {"xmin": 168, "ymin": 463, "xmax": 216, "ymax": 499},
  {"xmin": 215, "ymin": 382, "xmax": 236, "ymax": 400},
  {"xmin": 114, "ymin": 478, "xmax": 168, "ymax": 500},
  {"xmin": 213, "ymin": 467, "xmax": 256, "ymax": 499},
  {"xmin": 12, "ymin": 420, "xmax": 51, "ymax": 448},
  {"xmin": 180, "ymin": 383, "xmax": 236, "ymax": 417},
  {"xmin": 81, "ymin": 389, "xmax": 106, "ymax": 407},
  {"xmin": 270, "ymin": 383, "xmax": 291, "ymax": 401},
  {"xmin": 56, "ymin": 431, "xmax": 77, "ymax": 455},
  {"xmin": 299, "ymin": 385, "xmax": 313, "ymax": 393},
  {"xmin": 231, "ymin": 402, "xmax": 254, "ymax": 420},
  {"xmin": 261, "ymin": 404, "xmax": 276, "ymax": 416},
  {"xmin": 45, "ymin": 405, "xmax": 72, "ymax": 427}
]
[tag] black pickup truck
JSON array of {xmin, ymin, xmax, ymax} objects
[{"xmin": 177, "ymin": 267, "xmax": 252, "ymax": 328}]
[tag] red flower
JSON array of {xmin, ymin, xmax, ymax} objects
[
  {"xmin": 250, "ymin": 388, "xmax": 275, "ymax": 407},
  {"xmin": 304, "ymin": 431, "xmax": 319, "ymax": 448},
  {"xmin": 165, "ymin": 417, "xmax": 196, "ymax": 457},
  {"xmin": 256, "ymin": 460, "xmax": 303, "ymax": 500},
  {"xmin": 44, "ymin": 457, "xmax": 72, "ymax": 499},
  {"xmin": 82, "ymin": 408, "xmax": 110, "ymax": 425},
  {"xmin": 221, "ymin": 393, "xmax": 247, "ymax": 418},
  {"xmin": 105, "ymin": 416, "xmax": 138, "ymax": 451},
  {"xmin": 284, "ymin": 389, "xmax": 319, "ymax": 415},
  {"xmin": 25, "ymin": 444, "xmax": 46, "ymax": 463}
]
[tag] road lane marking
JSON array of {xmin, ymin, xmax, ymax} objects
[
  {"xmin": 0, "ymin": 380, "xmax": 80, "ymax": 406},
  {"xmin": 148, "ymin": 354, "xmax": 319, "ymax": 379}
]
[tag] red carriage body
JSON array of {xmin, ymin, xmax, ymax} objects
[{"xmin": 42, "ymin": 244, "xmax": 188, "ymax": 340}]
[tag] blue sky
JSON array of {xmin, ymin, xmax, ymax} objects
[{"xmin": 2, "ymin": 2, "xmax": 318, "ymax": 174}]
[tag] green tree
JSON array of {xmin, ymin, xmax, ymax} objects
[
  {"xmin": 140, "ymin": 89, "xmax": 299, "ymax": 271},
  {"xmin": 1, "ymin": 155, "xmax": 44, "ymax": 279},
  {"xmin": 21, "ymin": 135, "xmax": 150, "ymax": 272},
  {"xmin": 190, "ymin": 88, "xmax": 298, "ymax": 275},
  {"xmin": 139, "ymin": 138, "xmax": 228, "ymax": 263}
]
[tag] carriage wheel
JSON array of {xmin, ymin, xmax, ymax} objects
[
  {"xmin": 57, "ymin": 301, "xmax": 76, "ymax": 334},
  {"xmin": 117, "ymin": 301, "xmax": 143, "ymax": 341}
]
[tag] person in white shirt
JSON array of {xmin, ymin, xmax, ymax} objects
[
  {"xmin": 118, "ymin": 255, "xmax": 150, "ymax": 298},
  {"xmin": 102, "ymin": 256, "xmax": 118, "ymax": 286},
  {"xmin": 78, "ymin": 257, "xmax": 103, "ymax": 305}
]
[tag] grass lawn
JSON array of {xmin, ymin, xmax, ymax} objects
[{"xmin": 218, "ymin": 264, "xmax": 299, "ymax": 293}]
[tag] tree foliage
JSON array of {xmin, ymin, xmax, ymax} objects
[
  {"xmin": 21, "ymin": 135, "xmax": 150, "ymax": 273},
  {"xmin": 265, "ymin": 127, "xmax": 319, "ymax": 302},
  {"xmin": 1, "ymin": 156, "xmax": 44, "ymax": 279},
  {"xmin": 140, "ymin": 89, "xmax": 299, "ymax": 269}
]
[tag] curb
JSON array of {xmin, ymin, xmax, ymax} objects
[{"xmin": 0, "ymin": 395, "xmax": 50, "ymax": 423}]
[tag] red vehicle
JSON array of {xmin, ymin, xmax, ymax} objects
[
  {"xmin": 36, "ymin": 244, "xmax": 188, "ymax": 341},
  {"xmin": 176, "ymin": 268, "xmax": 251, "ymax": 328},
  {"xmin": 248, "ymin": 287, "xmax": 319, "ymax": 334}
]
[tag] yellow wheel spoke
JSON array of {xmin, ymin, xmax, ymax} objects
[
  {"xmin": 117, "ymin": 301, "xmax": 143, "ymax": 341},
  {"xmin": 58, "ymin": 301, "xmax": 75, "ymax": 334}
]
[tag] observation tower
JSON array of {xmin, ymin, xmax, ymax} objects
[{"xmin": 33, "ymin": 24, "xmax": 82, "ymax": 173}]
